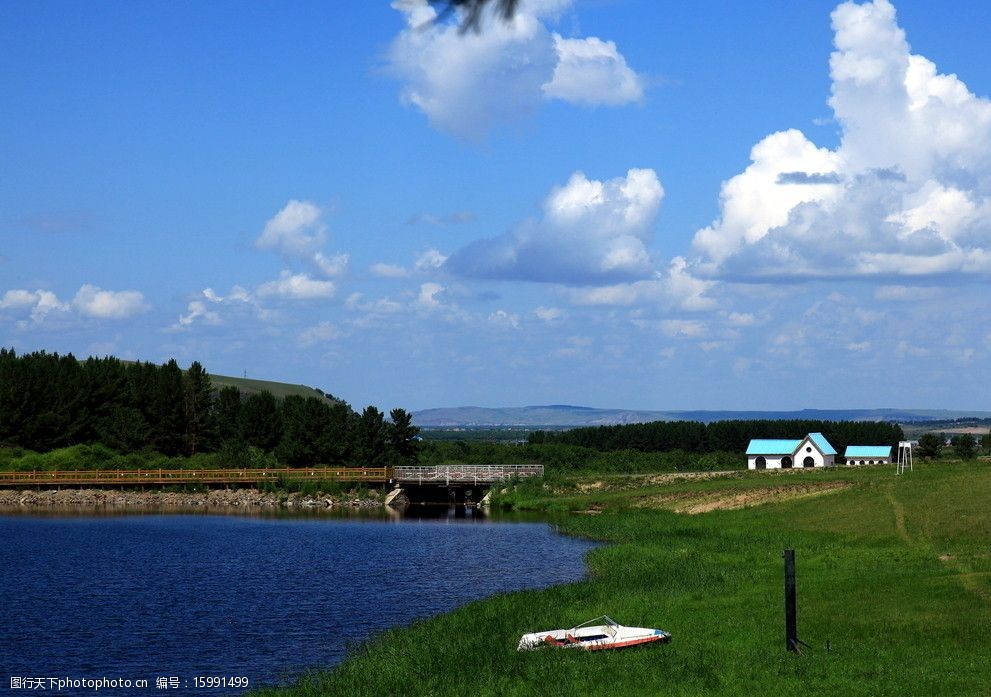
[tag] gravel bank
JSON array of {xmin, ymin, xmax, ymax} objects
[{"xmin": 0, "ymin": 487, "xmax": 384, "ymax": 510}]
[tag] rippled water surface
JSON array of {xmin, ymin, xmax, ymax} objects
[{"xmin": 1, "ymin": 509, "xmax": 594, "ymax": 694}]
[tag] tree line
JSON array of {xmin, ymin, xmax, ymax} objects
[
  {"xmin": 528, "ymin": 419, "xmax": 905, "ymax": 456},
  {"xmin": 0, "ymin": 349, "xmax": 419, "ymax": 467}
]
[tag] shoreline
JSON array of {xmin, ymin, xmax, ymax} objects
[
  {"xmin": 250, "ymin": 462, "xmax": 991, "ymax": 696},
  {"xmin": 0, "ymin": 487, "xmax": 384, "ymax": 510}
]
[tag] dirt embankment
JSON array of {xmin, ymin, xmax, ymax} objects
[
  {"xmin": 637, "ymin": 480, "xmax": 852, "ymax": 514},
  {"xmin": 0, "ymin": 488, "xmax": 383, "ymax": 510}
]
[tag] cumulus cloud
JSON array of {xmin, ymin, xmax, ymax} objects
[
  {"xmin": 414, "ymin": 249, "xmax": 448, "ymax": 273},
  {"xmin": 0, "ymin": 289, "xmax": 69, "ymax": 324},
  {"xmin": 313, "ymin": 252, "xmax": 349, "ymax": 277},
  {"xmin": 388, "ymin": 1, "xmax": 644, "ymax": 139},
  {"xmin": 1, "ymin": 285, "xmax": 146, "ymax": 326},
  {"xmin": 170, "ymin": 286, "xmax": 257, "ymax": 331},
  {"xmin": 446, "ymin": 168, "xmax": 663, "ymax": 284},
  {"xmin": 563, "ymin": 257, "xmax": 715, "ymax": 311},
  {"xmin": 256, "ymin": 271, "xmax": 336, "ymax": 300},
  {"xmin": 488, "ymin": 309, "xmax": 520, "ymax": 329},
  {"xmin": 534, "ymin": 306, "xmax": 564, "ymax": 321},
  {"xmin": 692, "ymin": 0, "xmax": 991, "ymax": 281},
  {"xmin": 543, "ymin": 35, "xmax": 644, "ymax": 106},
  {"xmin": 256, "ymin": 200, "xmax": 349, "ymax": 278},
  {"xmin": 415, "ymin": 282, "xmax": 445, "ymax": 309},
  {"xmin": 370, "ymin": 262, "xmax": 411, "ymax": 278},
  {"xmin": 298, "ymin": 321, "xmax": 344, "ymax": 347},
  {"xmin": 257, "ymin": 200, "xmax": 325, "ymax": 257},
  {"xmin": 72, "ymin": 285, "xmax": 146, "ymax": 319}
]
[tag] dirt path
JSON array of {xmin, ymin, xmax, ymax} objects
[
  {"xmin": 637, "ymin": 481, "xmax": 851, "ymax": 514},
  {"xmin": 885, "ymin": 487, "xmax": 989, "ymax": 603},
  {"xmin": 884, "ymin": 488, "xmax": 911, "ymax": 543}
]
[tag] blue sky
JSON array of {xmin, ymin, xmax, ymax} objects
[{"xmin": 3, "ymin": 0, "xmax": 991, "ymax": 412}]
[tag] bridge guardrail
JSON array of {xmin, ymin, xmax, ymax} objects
[
  {"xmin": 0, "ymin": 464, "xmax": 544, "ymax": 487},
  {"xmin": 392, "ymin": 464, "xmax": 543, "ymax": 485},
  {"xmin": 0, "ymin": 467, "xmax": 388, "ymax": 487}
]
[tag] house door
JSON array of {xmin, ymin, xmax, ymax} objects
[
  {"xmin": 803, "ymin": 456, "xmax": 815, "ymax": 467},
  {"xmin": 755, "ymin": 456, "xmax": 766, "ymax": 470},
  {"xmin": 781, "ymin": 456, "xmax": 793, "ymax": 469}
]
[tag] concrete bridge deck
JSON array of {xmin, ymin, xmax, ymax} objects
[{"xmin": 0, "ymin": 464, "xmax": 544, "ymax": 488}]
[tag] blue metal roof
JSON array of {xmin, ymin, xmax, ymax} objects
[
  {"xmin": 807, "ymin": 432, "xmax": 837, "ymax": 456},
  {"xmin": 746, "ymin": 439, "xmax": 802, "ymax": 455},
  {"xmin": 844, "ymin": 445, "xmax": 891, "ymax": 458}
]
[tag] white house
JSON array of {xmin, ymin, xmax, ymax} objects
[
  {"xmin": 746, "ymin": 432, "xmax": 837, "ymax": 470},
  {"xmin": 843, "ymin": 445, "xmax": 892, "ymax": 465}
]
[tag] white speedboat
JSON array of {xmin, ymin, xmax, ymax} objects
[{"xmin": 517, "ymin": 615, "xmax": 671, "ymax": 651}]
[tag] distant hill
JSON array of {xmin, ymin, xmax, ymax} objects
[
  {"xmin": 208, "ymin": 372, "xmax": 334, "ymax": 402},
  {"xmin": 411, "ymin": 405, "xmax": 991, "ymax": 428}
]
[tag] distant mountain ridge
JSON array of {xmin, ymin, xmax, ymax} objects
[{"xmin": 412, "ymin": 405, "xmax": 991, "ymax": 427}]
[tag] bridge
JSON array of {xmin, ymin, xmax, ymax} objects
[{"xmin": 0, "ymin": 464, "xmax": 544, "ymax": 490}]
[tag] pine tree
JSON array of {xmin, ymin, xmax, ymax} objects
[
  {"xmin": 216, "ymin": 386, "xmax": 243, "ymax": 444},
  {"xmin": 355, "ymin": 406, "xmax": 387, "ymax": 467},
  {"xmin": 240, "ymin": 391, "xmax": 282, "ymax": 451},
  {"xmin": 387, "ymin": 408, "xmax": 420, "ymax": 465},
  {"xmin": 154, "ymin": 359, "xmax": 186, "ymax": 455},
  {"xmin": 183, "ymin": 361, "xmax": 216, "ymax": 455}
]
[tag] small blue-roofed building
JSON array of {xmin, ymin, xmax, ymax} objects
[
  {"xmin": 746, "ymin": 432, "xmax": 836, "ymax": 470},
  {"xmin": 843, "ymin": 445, "xmax": 892, "ymax": 465}
]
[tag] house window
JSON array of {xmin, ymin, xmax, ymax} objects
[
  {"xmin": 803, "ymin": 456, "xmax": 815, "ymax": 467},
  {"xmin": 781, "ymin": 456, "xmax": 793, "ymax": 469},
  {"xmin": 755, "ymin": 456, "xmax": 766, "ymax": 470},
  {"xmin": 806, "ymin": 447, "xmax": 812, "ymax": 453}
]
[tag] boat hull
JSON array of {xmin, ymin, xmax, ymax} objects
[{"xmin": 518, "ymin": 625, "xmax": 671, "ymax": 651}]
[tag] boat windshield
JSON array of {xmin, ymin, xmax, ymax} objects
[{"xmin": 572, "ymin": 616, "xmax": 619, "ymax": 637}]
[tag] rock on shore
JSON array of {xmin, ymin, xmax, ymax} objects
[{"xmin": 0, "ymin": 488, "xmax": 384, "ymax": 510}]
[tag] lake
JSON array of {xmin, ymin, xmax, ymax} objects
[{"xmin": 0, "ymin": 508, "xmax": 594, "ymax": 695}]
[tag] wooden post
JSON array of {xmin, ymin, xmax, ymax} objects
[{"xmin": 784, "ymin": 549, "xmax": 798, "ymax": 652}]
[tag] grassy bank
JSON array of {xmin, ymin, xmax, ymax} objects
[{"xmin": 254, "ymin": 461, "xmax": 990, "ymax": 696}]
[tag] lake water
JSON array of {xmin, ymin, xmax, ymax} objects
[{"xmin": 0, "ymin": 508, "xmax": 594, "ymax": 695}]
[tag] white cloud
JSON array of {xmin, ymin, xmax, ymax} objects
[
  {"xmin": 72, "ymin": 285, "xmax": 147, "ymax": 319},
  {"xmin": 534, "ymin": 306, "xmax": 564, "ymax": 321},
  {"xmin": 256, "ymin": 200, "xmax": 326, "ymax": 257},
  {"xmin": 176, "ymin": 300, "xmax": 221, "ymax": 328},
  {"xmin": 0, "ymin": 289, "xmax": 69, "ymax": 324},
  {"xmin": 415, "ymin": 282, "xmax": 445, "ymax": 309},
  {"xmin": 725, "ymin": 311, "xmax": 758, "ymax": 327},
  {"xmin": 299, "ymin": 321, "xmax": 344, "ymax": 347},
  {"xmin": 414, "ymin": 249, "xmax": 448, "ymax": 273},
  {"xmin": 345, "ymin": 292, "xmax": 404, "ymax": 315},
  {"xmin": 388, "ymin": 1, "xmax": 644, "ymax": 139},
  {"xmin": 488, "ymin": 309, "xmax": 520, "ymax": 329},
  {"xmin": 256, "ymin": 200, "xmax": 349, "ymax": 279},
  {"xmin": 543, "ymin": 35, "xmax": 644, "ymax": 106},
  {"xmin": 370, "ymin": 262, "xmax": 410, "ymax": 278},
  {"xmin": 256, "ymin": 271, "xmax": 336, "ymax": 300},
  {"xmin": 446, "ymin": 168, "xmax": 663, "ymax": 284},
  {"xmin": 692, "ymin": 0, "xmax": 991, "ymax": 281},
  {"xmin": 660, "ymin": 319, "xmax": 707, "ymax": 338},
  {"xmin": 313, "ymin": 252, "xmax": 349, "ymax": 277},
  {"xmin": 564, "ymin": 257, "xmax": 714, "ymax": 310},
  {"xmin": 2, "ymin": 285, "xmax": 147, "ymax": 327}
]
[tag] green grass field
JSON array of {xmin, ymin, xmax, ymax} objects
[
  {"xmin": 208, "ymin": 372, "xmax": 331, "ymax": 401},
  {"xmin": 254, "ymin": 462, "xmax": 990, "ymax": 697}
]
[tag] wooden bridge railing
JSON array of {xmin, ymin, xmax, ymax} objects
[
  {"xmin": 394, "ymin": 464, "xmax": 544, "ymax": 484},
  {"xmin": 0, "ymin": 467, "xmax": 387, "ymax": 487},
  {"xmin": 0, "ymin": 464, "xmax": 544, "ymax": 488}
]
